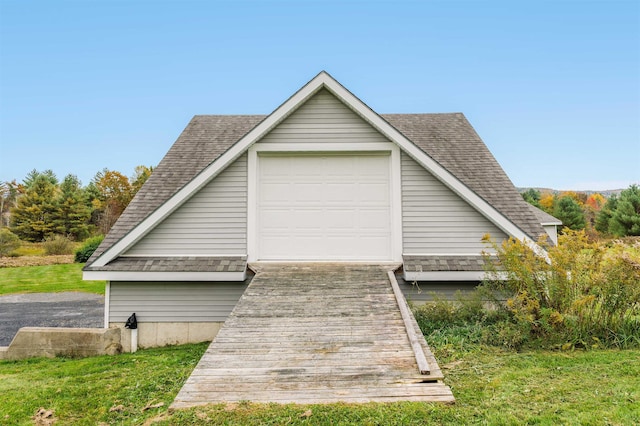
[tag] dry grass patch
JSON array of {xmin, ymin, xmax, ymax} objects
[{"xmin": 0, "ymin": 255, "xmax": 74, "ymax": 268}]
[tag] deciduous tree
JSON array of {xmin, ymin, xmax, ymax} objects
[
  {"xmin": 93, "ymin": 169, "xmax": 133, "ymax": 233},
  {"xmin": 0, "ymin": 180, "xmax": 23, "ymax": 228},
  {"xmin": 539, "ymin": 192, "xmax": 555, "ymax": 213},
  {"xmin": 131, "ymin": 165, "xmax": 154, "ymax": 194},
  {"xmin": 586, "ymin": 193, "xmax": 606, "ymax": 211}
]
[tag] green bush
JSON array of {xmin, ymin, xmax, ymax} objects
[
  {"xmin": 43, "ymin": 235, "xmax": 75, "ymax": 255},
  {"xmin": 483, "ymin": 231, "xmax": 640, "ymax": 349},
  {"xmin": 0, "ymin": 228, "xmax": 21, "ymax": 257},
  {"xmin": 413, "ymin": 233, "xmax": 640, "ymax": 351},
  {"xmin": 74, "ymin": 235, "xmax": 104, "ymax": 263}
]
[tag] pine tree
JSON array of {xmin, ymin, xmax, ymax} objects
[
  {"xmin": 521, "ymin": 188, "xmax": 541, "ymax": 208},
  {"xmin": 609, "ymin": 185, "xmax": 640, "ymax": 236},
  {"xmin": 52, "ymin": 174, "xmax": 91, "ymax": 240},
  {"xmin": 595, "ymin": 194, "xmax": 618, "ymax": 234},
  {"xmin": 553, "ymin": 196, "xmax": 586, "ymax": 231},
  {"xmin": 10, "ymin": 175, "xmax": 58, "ymax": 241},
  {"xmin": 23, "ymin": 169, "xmax": 58, "ymax": 189}
]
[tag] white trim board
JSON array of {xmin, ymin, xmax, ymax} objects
[
  {"xmin": 83, "ymin": 271, "xmax": 247, "ymax": 282},
  {"xmin": 89, "ymin": 71, "xmax": 546, "ymax": 268},
  {"xmin": 403, "ymin": 271, "xmax": 509, "ymax": 282},
  {"xmin": 103, "ymin": 281, "xmax": 110, "ymax": 328}
]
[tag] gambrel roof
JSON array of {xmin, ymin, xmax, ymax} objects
[{"xmin": 85, "ymin": 72, "xmax": 547, "ymax": 271}]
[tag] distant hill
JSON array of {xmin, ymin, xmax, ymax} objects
[{"xmin": 517, "ymin": 188, "xmax": 625, "ymax": 197}]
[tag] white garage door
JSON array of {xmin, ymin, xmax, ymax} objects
[{"xmin": 258, "ymin": 154, "xmax": 392, "ymax": 261}]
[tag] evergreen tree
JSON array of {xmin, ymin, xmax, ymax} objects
[
  {"xmin": 84, "ymin": 181, "xmax": 103, "ymax": 229},
  {"xmin": 52, "ymin": 174, "xmax": 91, "ymax": 240},
  {"xmin": 23, "ymin": 169, "xmax": 58, "ymax": 189},
  {"xmin": 521, "ymin": 188, "xmax": 541, "ymax": 208},
  {"xmin": 553, "ymin": 196, "xmax": 586, "ymax": 231},
  {"xmin": 10, "ymin": 175, "xmax": 58, "ymax": 241},
  {"xmin": 609, "ymin": 185, "xmax": 640, "ymax": 236},
  {"xmin": 595, "ymin": 194, "xmax": 618, "ymax": 234}
]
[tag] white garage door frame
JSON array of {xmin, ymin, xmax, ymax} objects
[{"xmin": 247, "ymin": 142, "xmax": 403, "ymax": 262}]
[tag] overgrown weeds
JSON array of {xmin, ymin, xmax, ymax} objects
[
  {"xmin": 414, "ymin": 232, "xmax": 640, "ymax": 350},
  {"xmin": 43, "ymin": 235, "xmax": 75, "ymax": 255}
]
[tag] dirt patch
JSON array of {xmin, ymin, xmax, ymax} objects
[
  {"xmin": 0, "ymin": 255, "xmax": 74, "ymax": 268},
  {"xmin": 32, "ymin": 407, "xmax": 56, "ymax": 425}
]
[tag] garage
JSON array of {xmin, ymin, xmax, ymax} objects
[{"xmin": 257, "ymin": 153, "xmax": 392, "ymax": 261}]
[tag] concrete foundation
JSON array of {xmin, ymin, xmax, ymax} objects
[
  {"xmin": 110, "ymin": 322, "xmax": 223, "ymax": 352},
  {"xmin": 0, "ymin": 327, "xmax": 122, "ymax": 360}
]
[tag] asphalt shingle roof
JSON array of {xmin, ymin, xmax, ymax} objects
[
  {"xmin": 88, "ymin": 256, "xmax": 247, "ymax": 273},
  {"xmin": 403, "ymin": 255, "xmax": 487, "ymax": 272},
  {"xmin": 403, "ymin": 255, "xmax": 500, "ymax": 272},
  {"xmin": 86, "ymin": 113, "xmax": 547, "ymax": 270},
  {"xmin": 528, "ymin": 204, "xmax": 562, "ymax": 225}
]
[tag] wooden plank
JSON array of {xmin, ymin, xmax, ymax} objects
[
  {"xmin": 387, "ymin": 270, "xmax": 431, "ymax": 375},
  {"xmin": 171, "ymin": 264, "xmax": 453, "ymax": 408}
]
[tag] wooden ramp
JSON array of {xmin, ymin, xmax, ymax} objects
[{"xmin": 171, "ymin": 264, "xmax": 454, "ymax": 408}]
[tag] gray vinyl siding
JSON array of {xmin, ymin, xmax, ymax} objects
[
  {"xmin": 109, "ymin": 281, "xmax": 249, "ymax": 322},
  {"xmin": 259, "ymin": 89, "xmax": 391, "ymax": 144},
  {"xmin": 124, "ymin": 154, "xmax": 247, "ymax": 256},
  {"xmin": 401, "ymin": 152, "xmax": 508, "ymax": 254}
]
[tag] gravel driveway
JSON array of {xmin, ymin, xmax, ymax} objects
[{"xmin": 0, "ymin": 292, "xmax": 104, "ymax": 346}]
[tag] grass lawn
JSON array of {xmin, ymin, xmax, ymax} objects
[
  {"xmin": 1, "ymin": 344, "xmax": 637, "ymax": 425},
  {"xmin": 0, "ymin": 263, "xmax": 105, "ymax": 295}
]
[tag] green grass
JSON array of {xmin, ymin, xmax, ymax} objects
[
  {"xmin": 0, "ymin": 343, "xmax": 209, "ymax": 425},
  {"xmin": 1, "ymin": 344, "xmax": 638, "ymax": 425},
  {"xmin": 0, "ymin": 263, "xmax": 105, "ymax": 295}
]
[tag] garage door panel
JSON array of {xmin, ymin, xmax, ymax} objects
[
  {"xmin": 261, "ymin": 209, "xmax": 293, "ymax": 229},
  {"xmin": 324, "ymin": 210, "xmax": 356, "ymax": 229},
  {"xmin": 292, "ymin": 210, "xmax": 325, "ymax": 230},
  {"xmin": 358, "ymin": 156, "xmax": 389, "ymax": 174},
  {"xmin": 261, "ymin": 159, "xmax": 290, "ymax": 176},
  {"xmin": 261, "ymin": 183, "xmax": 292, "ymax": 202},
  {"xmin": 325, "ymin": 183, "xmax": 358, "ymax": 202},
  {"xmin": 358, "ymin": 183, "xmax": 390, "ymax": 203},
  {"xmin": 258, "ymin": 154, "xmax": 392, "ymax": 261},
  {"xmin": 358, "ymin": 209, "xmax": 390, "ymax": 229},
  {"xmin": 324, "ymin": 236, "xmax": 391, "ymax": 259},
  {"xmin": 291, "ymin": 158, "xmax": 325, "ymax": 174},
  {"xmin": 293, "ymin": 183, "xmax": 324, "ymax": 201}
]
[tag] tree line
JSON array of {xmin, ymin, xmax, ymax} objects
[
  {"xmin": 0, "ymin": 166, "xmax": 153, "ymax": 242},
  {"xmin": 521, "ymin": 185, "xmax": 640, "ymax": 237}
]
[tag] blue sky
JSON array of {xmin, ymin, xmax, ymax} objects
[{"xmin": 1, "ymin": 0, "xmax": 638, "ymax": 191}]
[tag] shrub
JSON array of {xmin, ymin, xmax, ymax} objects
[
  {"xmin": 43, "ymin": 235, "xmax": 75, "ymax": 255},
  {"xmin": 483, "ymin": 231, "xmax": 640, "ymax": 349},
  {"xmin": 74, "ymin": 235, "xmax": 104, "ymax": 263},
  {"xmin": 0, "ymin": 228, "xmax": 21, "ymax": 257}
]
